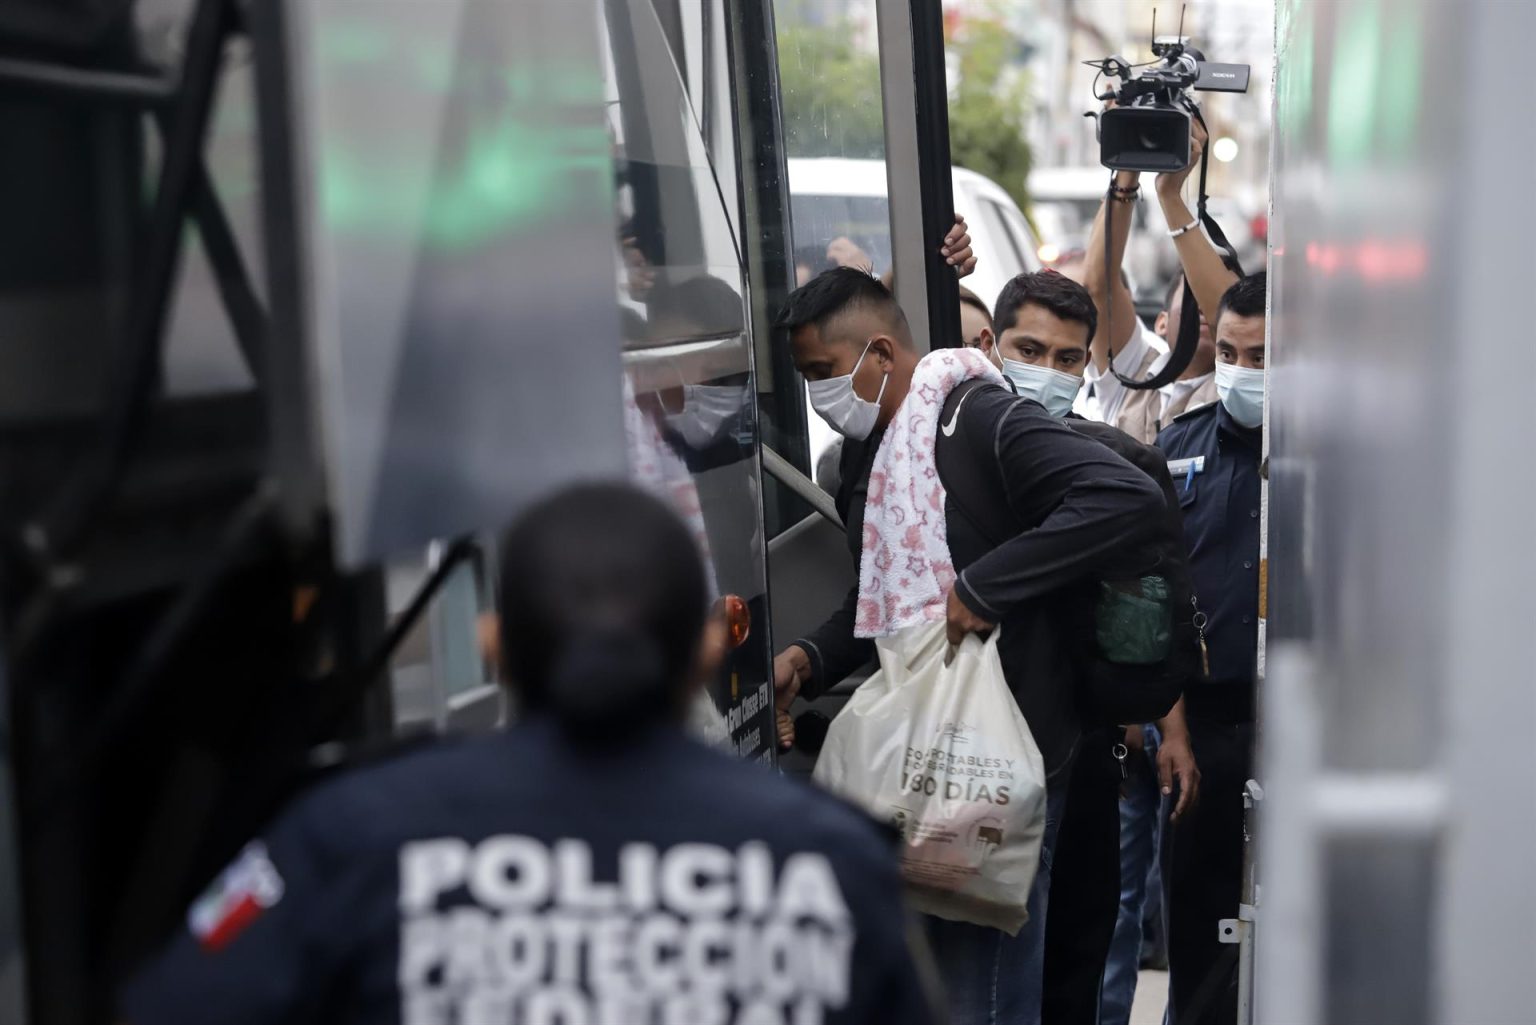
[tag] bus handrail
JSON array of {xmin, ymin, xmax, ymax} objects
[{"xmin": 760, "ymin": 445, "xmax": 842, "ymax": 530}]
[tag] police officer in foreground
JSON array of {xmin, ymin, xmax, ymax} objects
[
  {"xmin": 1155, "ymin": 271, "xmax": 1267, "ymax": 1025},
  {"xmin": 121, "ymin": 483, "xmax": 937, "ymax": 1025}
]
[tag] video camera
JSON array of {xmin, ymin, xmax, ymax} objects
[{"xmin": 1089, "ymin": 36, "xmax": 1250, "ymax": 173}]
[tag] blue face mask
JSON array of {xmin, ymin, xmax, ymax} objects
[
  {"xmin": 996, "ymin": 353, "xmax": 1082, "ymax": 418},
  {"xmin": 1214, "ymin": 362, "xmax": 1265, "ymax": 428}
]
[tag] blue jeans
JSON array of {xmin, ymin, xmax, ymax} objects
[
  {"xmin": 924, "ymin": 779, "xmax": 1070, "ymax": 1025},
  {"xmin": 1102, "ymin": 726, "xmax": 1167, "ymax": 1025}
]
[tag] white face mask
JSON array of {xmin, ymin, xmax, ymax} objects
[
  {"xmin": 1214, "ymin": 362, "xmax": 1265, "ymax": 428},
  {"xmin": 806, "ymin": 340, "xmax": 887, "ymax": 440},
  {"xmin": 994, "ymin": 350, "xmax": 1082, "ymax": 418},
  {"xmin": 664, "ymin": 384, "xmax": 745, "ymax": 449}
]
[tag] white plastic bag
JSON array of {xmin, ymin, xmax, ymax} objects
[{"xmin": 813, "ymin": 620, "xmax": 1048, "ymax": 934}]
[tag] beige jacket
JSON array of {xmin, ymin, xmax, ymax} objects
[
  {"xmin": 1115, "ymin": 360, "xmax": 1218, "ymax": 445},
  {"xmin": 1108, "ymin": 347, "xmax": 1164, "ymax": 445}
]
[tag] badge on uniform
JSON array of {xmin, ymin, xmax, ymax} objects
[{"xmin": 188, "ymin": 841, "xmax": 285, "ymax": 952}]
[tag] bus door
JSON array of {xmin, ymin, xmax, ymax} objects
[{"xmin": 728, "ymin": 0, "xmax": 965, "ymax": 774}]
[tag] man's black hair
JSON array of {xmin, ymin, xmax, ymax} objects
[
  {"xmin": 958, "ymin": 284, "xmax": 992, "ymax": 322},
  {"xmin": 1217, "ymin": 270, "xmax": 1267, "ymax": 325},
  {"xmin": 993, "ymin": 270, "xmax": 1098, "ymax": 341},
  {"xmin": 775, "ymin": 266, "xmax": 907, "ymax": 339}
]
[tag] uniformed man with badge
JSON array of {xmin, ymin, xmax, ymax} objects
[
  {"xmin": 120, "ymin": 484, "xmax": 937, "ymax": 1025},
  {"xmin": 1154, "ymin": 271, "xmax": 1267, "ymax": 1025}
]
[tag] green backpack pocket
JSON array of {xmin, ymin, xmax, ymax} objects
[{"xmin": 1095, "ymin": 575, "xmax": 1173, "ymax": 665}]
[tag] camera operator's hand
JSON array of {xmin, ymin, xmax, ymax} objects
[{"xmin": 1157, "ymin": 116, "xmax": 1208, "ymax": 197}]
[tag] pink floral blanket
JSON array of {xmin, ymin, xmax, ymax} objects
[{"xmin": 854, "ymin": 347, "xmax": 1004, "ymax": 638}]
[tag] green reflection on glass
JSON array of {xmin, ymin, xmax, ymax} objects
[
  {"xmin": 310, "ymin": 18, "xmax": 611, "ymax": 250},
  {"xmin": 414, "ymin": 50, "xmax": 456, "ymax": 92},
  {"xmin": 320, "ymin": 119, "xmax": 610, "ymax": 250},
  {"xmin": 1378, "ymin": 9, "xmax": 1423, "ymax": 159},
  {"xmin": 1327, "ymin": 0, "xmax": 1382, "ymax": 166},
  {"xmin": 1279, "ymin": 0, "xmax": 1315, "ymax": 140},
  {"xmin": 504, "ymin": 66, "xmax": 605, "ymax": 105},
  {"xmin": 316, "ymin": 21, "xmax": 392, "ymax": 65}
]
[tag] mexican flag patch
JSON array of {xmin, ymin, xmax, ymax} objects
[{"xmin": 188, "ymin": 841, "xmax": 285, "ymax": 952}]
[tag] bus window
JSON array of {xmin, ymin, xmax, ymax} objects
[
  {"xmin": 754, "ymin": 0, "xmax": 898, "ymax": 528},
  {"xmin": 603, "ymin": 0, "xmax": 776, "ymax": 761},
  {"xmin": 774, "ymin": 0, "xmax": 891, "ymax": 275}
]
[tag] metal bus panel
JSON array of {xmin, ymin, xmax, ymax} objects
[
  {"xmin": 284, "ymin": 0, "xmax": 629, "ymax": 567},
  {"xmin": 1262, "ymin": 1, "xmax": 1536, "ymax": 1021},
  {"xmin": 381, "ymin": 0, "xmax": 779, "ymax": 761}
]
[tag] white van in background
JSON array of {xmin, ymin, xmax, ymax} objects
[{"xmin": 787, "ymin": 158, "xmax": 1041, "ymax": 319}]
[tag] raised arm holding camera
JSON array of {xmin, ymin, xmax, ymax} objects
[
  {"xmin": 1154, "ymin": 118, "xmax": 1242, "ymax": 335},
  {"xmin": 1081, "ymin": 32, "xmax": 1248, "ymax": 413},
  {"xmin": 1082, "ymin": 118, "xmax": 1240, "ymax": 447}
]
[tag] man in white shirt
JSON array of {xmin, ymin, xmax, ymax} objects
[
  {"xmin": 1073, "ymin": 306, "xmax": 1166, "ymax": 432},
  {"xmin": 1121, "ymin": 273, "xmax": 1222, "ymax": 442}
]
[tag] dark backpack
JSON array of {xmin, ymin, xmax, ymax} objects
[{"xmin": 935, "ymin": 379, "xmax": 1197, "ymax": 725}]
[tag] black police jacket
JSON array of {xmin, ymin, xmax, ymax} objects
[{"xmin": 122, "ymin": 717, "xmax": 935, "ymax": 1025}]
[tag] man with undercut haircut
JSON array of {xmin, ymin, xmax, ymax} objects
[{"xmin": 772, "ymin": 268, "xmax": 1167, "ymax": 1025}]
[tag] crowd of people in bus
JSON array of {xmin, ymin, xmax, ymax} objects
[{"xmin": 118, "ymin": 117, "xmax": 1264, "ymax": 1025}]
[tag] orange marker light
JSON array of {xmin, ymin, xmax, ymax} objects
[{"xmin": 720, "ymin": 594, "xmax": 751, "ymax": 648}]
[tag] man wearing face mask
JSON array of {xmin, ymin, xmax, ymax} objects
[
  {"xmin": 772, "ymin": 268, "xmax": 1167, "ymax": 1025},
  {"xmin": 1154, "ymin": 271, "xmax": 1266, "ymax": 1025},
  {"xmin": 977, "ymin": 272, "xmax": 1202, "ymax": 1025}
]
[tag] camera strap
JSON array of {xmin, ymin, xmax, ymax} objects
[{"xmin": 1105, "ymin": 105, "xmax": 1244, "ymax": 390}]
